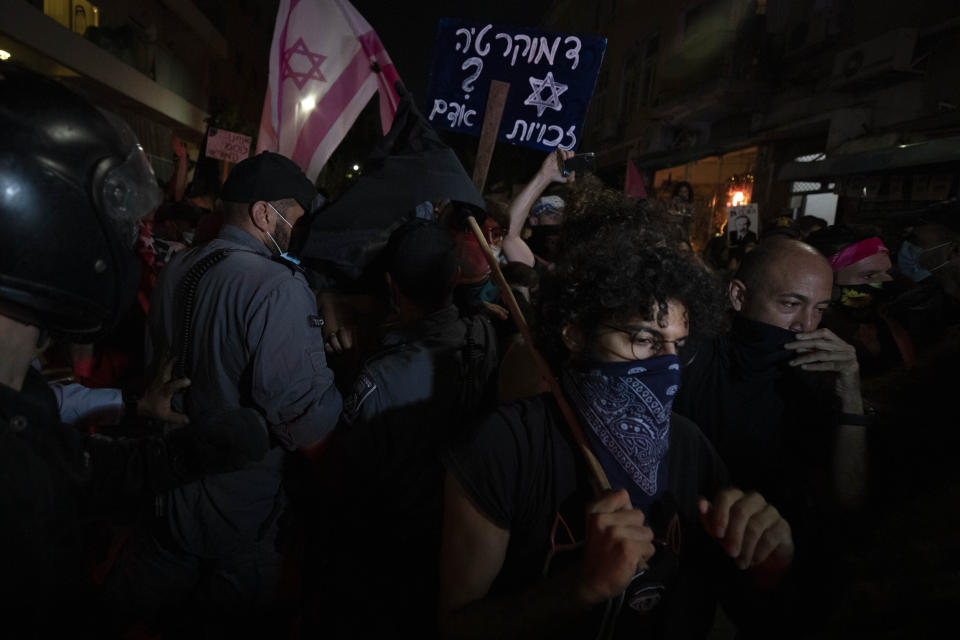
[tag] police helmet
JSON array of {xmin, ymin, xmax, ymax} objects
[{"xmin": 0, "ymin": 63, "xmax": 162, "ymax": 341}]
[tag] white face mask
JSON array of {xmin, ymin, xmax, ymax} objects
[{"xmin": 265, "ymin": 202, "xmax": 301, "ymax": 265}]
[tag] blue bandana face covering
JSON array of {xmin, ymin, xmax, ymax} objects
[{"xmin": 562, "ymin": 355, "xmax": 682, "ymax": 512}]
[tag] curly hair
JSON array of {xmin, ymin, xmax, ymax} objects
[
  {"xmin": 557, "ymin": 175, "xmax": 673, "ymax": 252},
  {"xmin": 537, "ymin": 185, "xmax": 726, "ymax": 363}
]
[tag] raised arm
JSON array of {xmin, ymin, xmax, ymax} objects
[
  {"xmin": 785, "ymin": 328, "xmax": 868, "ymax": 509},
  {"xmin": 502, "ymin": 150, "xmax": 574, "ymax": 267},
  {"xmin": 168, "ymin": 138, "xmax": 188, "ymax": 202}
]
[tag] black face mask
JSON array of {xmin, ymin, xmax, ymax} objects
[
  {"xmin": 730, "ymin": 315, "xmax": 798, "ymax": 374},
  {"xmin": 528, "ymin": 225, "xmax": 561, "ymax": 261},
  {"xmin": 835, "ymin": 282, "xmax": 891, "ymax": 321},
  {"xmin": 454, "ymin": 278, "xmax": 494, "ymax": 312}
]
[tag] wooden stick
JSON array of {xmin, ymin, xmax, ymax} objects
[
  {"xmin": 471, "ymin": 80, "xmax": 510, "ymax": 194},
  {"xmin": 467, "ymin": 216, "xmax": 611, "ymax": 493}
]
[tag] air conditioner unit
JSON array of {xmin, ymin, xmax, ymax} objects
[{"xmin": 829, "ymin": 28, "xmax": 918, "ymax": 89}]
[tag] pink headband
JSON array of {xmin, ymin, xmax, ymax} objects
[{"xmin": 828, "ymin": 237, "xmax": 888, "ymax": 271}]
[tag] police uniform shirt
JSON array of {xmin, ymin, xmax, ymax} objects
[
  {"xmin": 148, "ymin": 224, "xmax": 341, "ymax": 445},
  {"xmin": 147, "ymin": 223, "xmax": 341, "ymax": 553}
]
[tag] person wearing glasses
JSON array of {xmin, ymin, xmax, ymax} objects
[{"xmin": 437, "ymin": 191, "xmax": 797, "ymax": 639}]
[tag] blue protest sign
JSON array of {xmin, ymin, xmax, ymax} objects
[{"xmin": 425, "ymin": 18, "xmax": 606, "ymax": 152}]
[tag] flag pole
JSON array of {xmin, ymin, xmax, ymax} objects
[{"xmin": 466, "ymin": 216, "xmax": 611, "ymax": 493}]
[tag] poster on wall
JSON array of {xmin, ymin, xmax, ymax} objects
[{"xmin": 727, "ymin": 204, "xmax": 759, "ymax": 248}]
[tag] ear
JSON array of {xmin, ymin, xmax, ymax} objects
[
  {"xmin": 250, "ymin": 201, "xmax": 271, "ymax": 233},
  {"xmin": 729, "ymin": 279, "xmax": 748, "ymax": 312},
  {"xmin": 560, "ymin": 323, "xmax": 585, "ymax": 353}
]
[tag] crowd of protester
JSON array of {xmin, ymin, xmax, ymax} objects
[{"xmin": 4, "ymin": 65, "xmax": 960, "ymax": 640}]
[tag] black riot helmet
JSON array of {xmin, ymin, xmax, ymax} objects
[{"xmin": 0, "ymin": 63, "xmax": 162, "ymax": 341}]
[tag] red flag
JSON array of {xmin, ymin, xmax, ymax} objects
[
  {"xmin": 257, "ymin": 0, "xmax": 402, "ymax": 180},
  {"xmin": 624, "ymin": 156, "xmax": 647, "ymax": 199}
]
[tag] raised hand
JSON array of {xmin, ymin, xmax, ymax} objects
[{"xmin": 786, "ymin": 327, "xmax": 862, "ymax": 407}]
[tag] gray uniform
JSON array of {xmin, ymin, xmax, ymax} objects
[
  {"xmin": 148, "ymin": 224, "xmax": 340, "ymax": 447},
  {"xmin": 108, "ymin": 224, "xmax": 341, "ymax": 621}
]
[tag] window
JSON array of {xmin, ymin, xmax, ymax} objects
[
  {"xmin": 791, "ymin": 181, "xmax": 823, "ymax": 193},
  {"xmin": 43, "ymin": 0, "xmax": 100, "ymax": 35}
]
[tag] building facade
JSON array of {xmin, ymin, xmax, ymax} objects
[
  {"xmin": 544, "ymin": 0, "xmax": 960, "ymax": 247},
  {"xmin": 1, "ymin": 0, "xmax": 274, "ymax": 182}
]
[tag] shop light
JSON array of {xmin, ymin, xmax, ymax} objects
[{"xmin": 0, "ymin": 50, "xmax": 11, "ymax": 61}]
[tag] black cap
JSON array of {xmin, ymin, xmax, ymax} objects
[{"xmin": 221, "ymin": 151, "xmax": 316, "ymax": 210}]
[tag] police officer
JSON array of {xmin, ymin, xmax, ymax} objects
[
  {"xmin": 0, "ymin": 64, "xmax": 268, "ymax": 637},
  {"xmin": 305, "ymin": 219, "xmax": 498, "ymax": 638},
  {"xmin": 103, "ymin": 152, "xmax": 342, "ymax": 632}
]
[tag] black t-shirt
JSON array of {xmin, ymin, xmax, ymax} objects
[
  {"xmin": 674, "ymin": 329, "xmax": 838, "ymax": 525},
  {"xmin": 443, "ymin": 394, "xmax": 787, "ymax": 640}
]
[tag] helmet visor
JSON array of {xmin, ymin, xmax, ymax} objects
[{"xmin": 100, "ymin": 142, "xmax": 163, "ymax": 246}]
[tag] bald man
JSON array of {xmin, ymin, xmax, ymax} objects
[
  {"xmin": 677, "ymin": 239, "xmax": 867, "ymax": 508},
  {"xmin": 674, "ymin": 239, "xmax": 868, "ymax": 631}
]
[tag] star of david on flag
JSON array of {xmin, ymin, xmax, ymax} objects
[
  {"xmin": 258, "ymin": 0, "xmax": 403, "ymax": 181},
  {"xmin": 281, "ymin": 38, "xmax": 327, "ymax": 89}
]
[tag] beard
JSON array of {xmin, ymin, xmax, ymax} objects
[{"xmin": 273, "ymin": 220, "xmax": 292, "ymax": 253}]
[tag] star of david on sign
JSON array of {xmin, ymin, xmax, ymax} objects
[
  {"xmin": 524, "ymin": 72, "xmax": 569, "ymax": 118},
  {"xmin": 281, "ymin": 37, "xmax": 326, "ymax": 90}
]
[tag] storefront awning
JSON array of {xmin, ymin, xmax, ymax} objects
[{"xmin": 778, "ymin": 135, "xmax": 960, "ymax": 181}]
